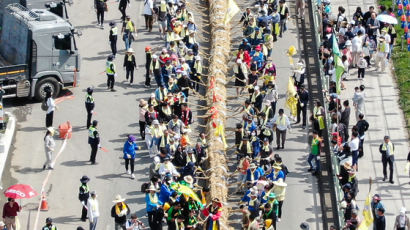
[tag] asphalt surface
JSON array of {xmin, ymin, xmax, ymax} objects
[{"xmin": 1, "ymin": 0, "xmax": 323, "ymax": 229}]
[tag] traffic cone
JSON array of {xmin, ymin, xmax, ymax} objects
[{"xmin": 40, "ymin": 194, "xmax": 48, "ymax": 211}]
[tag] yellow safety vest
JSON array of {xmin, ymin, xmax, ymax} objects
[
  {"xmin": 187, "ymin": 154, "xmax": 196, "ymax": 163},
  {"xmin": 150, "ymin": 60, "xmax": 160, "ymax": 71},
  {"xmin": 194, "ymin": 61, "xmax": 202, "ymax": 75},
  {"xmin": 275, "ymin": 115, "xmax": 286, "ymax": 126},
  {"xmin": 239, "ymin": 142, "xmax": 252, "ymax": 154},
  {"xmin": 126, "ymin": 20, "xmax": 134, "ymax": 32},
  {"xmin": 251, "ymin": 92, "xmax": 260, "ymax": 103},
  {"xmin": 127, "ymin": 54, "xmax": 133, "ymax": 61},
  {"xmin": 106, "ymin": 61, "xmax": 115, "ymax": 75},
  {"xmin": 381, "ymin": 142, "xmax": 394, "ymax": 156},
  {"xmin": 111, "ymin": 27, "xmax": 118, "ymax": 35},
  {"xmin": 166, "ymin": 32, "xmax": 175, "ymax": 42},
  {"xmin": 88, "ymin": 127, "xmax": 96, "ymax": 138},
  {"xmin": 160, "ymin": 1, "xmax": 167, "ymax": 12},
  {"xmin": 85, "ymin": 94, "xmax": 94, "ymax": 103}
]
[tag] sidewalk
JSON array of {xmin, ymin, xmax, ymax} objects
[
  {"xmin": 0, "ymin": 112, "xmax": 16, "ymax": 186},
  {"xmin": 330, "ymin": 1, "xmax": 410, "ymax": 228}
]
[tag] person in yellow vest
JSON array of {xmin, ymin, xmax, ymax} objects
[
  {"xmin": 122, "ymin": 16, "xmax": 135, "ymax": 50},
  {"xmin": 263, "ymin": 29, "xmax": 274, "ymax": 57},
  {"xmin": 374, "ymin": 36, "xmax": 389, "ymax": 72},
  {"xmin": 312, "ymin": 101, "xmax": 325, "ymax": 137},
  {"xmin": 278, "ymin": 0, "xmax": 289, "ymax": 37},
  {"xmin": 272, "ymin": 179, "xmax": 287, "ymax": 222},
  {"xmin": 166, "ymin": 28, "xmax": 175, "ymax": 48},
  {"xmin": 272, "ymin": 109, "xmax": 291, "ymax": 149},
  {"xmin": 158, "ymin": 0, "xmax": 168, "ymax": 38},
  {"xmin": 106, "ymin": 55, "xmax": 116, "ymax": 91},
  {"xmin": 150, "ymin": 120, "xmax": 163, "ymax": 156},
  {"xmin": 109, "ymin": 22, "xmax": 118, "ymax": 57},
  {"xmin": 192, "ymin": 56, "xmax": 202, "ymax": 92},
  {"xmin": 379, "ymin": 135, "xmax": 395, "ymax": 184},
  {"xmin": 42, "ymin": 217, "xmax": 57, "ymax": 230},
  {"xmin": 237, "ymin": 137, "xmax": 253, "ymax": 159}
]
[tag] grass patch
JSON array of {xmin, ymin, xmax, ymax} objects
[{"xmin": 379, "ymin": 0, "xmax": 410, "ymax": 129}]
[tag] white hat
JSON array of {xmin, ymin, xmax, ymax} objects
[
  {"xmin": 401, "ymin": 207, "xmax": 406, "ymax": 214},
  {"xmin": 127, "ymin": 48, "xmax": 134, "ymax": 53},
  {"xmin": 147, "ymin": 185, "xmax": 157, "ymax": 191},
  {"xmin": 47, "ymin": 127, "xmax": 55, "ymax": 134},
  {"xmin": 195, "ymin": 56, "xmax": 201, "ymax": 61},
  {"xmin": 345, "ymin": 40, "xmax": 352, "ymax": 46},
  {"xmin": 236, "ymin": 59, "xmax": 242, "ymax": 64},
  {"xmin": 152, "ymin": 120, "xmax": 160, "ymax": 125},
  {"xmin": 254, "ymin": 86, "xmax": 260, "ymax": 91},
  {"xmin": 0, "ymin": 221, "xmax": 5, "ymax": 227},
  {"xmin": 112, "ymin": 194, "xmax": 126, "ymax": 203},
  {"xmin": 152, "ymin": 54, "xmax": 158, "ymax": 59}
]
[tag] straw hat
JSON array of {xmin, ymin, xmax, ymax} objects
[
  {"xmin": 184, "ymin": 175, "xmax": 194, "ymax": 184},
  {"xmin": 273, "ymin": 179, "xmax": 287, "ymax": 187},
  {"xmin": 139, "ymin": 99, "xmax": 147, "ymax": 106},
  {"xmin": 47, "ymin": 127, "xmax": 55, "ymax": 135},
  {"xmin": 112, "ymin": 194, "xmax": 126, "ymax": 203},
  {"xmin": 343, "ymin": 161, "xmax": 352, "ymax": 170},
  {"xmin": 249, "ymin": 163, "xmax": 257, "ymax": 169},
  {"xmin": 147, "ymin": 185, "xmax": 157, "ymax": 192}
]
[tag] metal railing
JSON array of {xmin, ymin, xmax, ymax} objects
[{"xmin": 309, "ymin": 0, "xmax": 346, "ymax": 227}]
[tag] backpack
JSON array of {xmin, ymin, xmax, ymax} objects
[
  {"xmin": 141, "ymin": 182, "xmax": 150, "ymax": 193},
  {"xmin": 41, "ymin": 100, "xmax": 49, "ymax": 111}
]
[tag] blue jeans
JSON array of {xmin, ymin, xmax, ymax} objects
[
  {"xmin": 89, "ymin": 217, "xmax": 98, "ymax": 230},
  {"xmin": 352, "ymin": 150, "xmax": 358, "ymax": 166},
  {"xmin": 307, "ymin": 153, "xmax": 320, "ymax": 172},
  {"xmin": 150, "ymin": 137, "xmax": 161, "ymax": 150}
]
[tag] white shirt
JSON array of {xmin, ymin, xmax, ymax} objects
[
  {"xmin": 351, "ymin": 36, "xmax": 363, "ymax": 52},
  {"xmin": 87, "ymin": 197, "xmax": 100, "ymax": 219},
  {"xmin": 125, "ymin": 219, "xmax": 143, "ymax": 230},
  {"xmin": 349, "ymin": 137, "xmax": 359, "ymax": 151},
  {"xmin": 272, "ymin": 114, "xmax": 291, "ymax": 131},
  {"xmin": 143, "ymin": 0, "xmax": 153, "ymax": 15},
  {"xmin": 47, "ymin": 97, "xmax": 56, "ymax": 114}
]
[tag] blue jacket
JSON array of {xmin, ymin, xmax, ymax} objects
[
  {"xmin": 145, "ymin": 193, "xmax": 163, "ymax": 212},
  {"xmin": 123, "ymin": 141, "xmax": 139, "ymax": 159},
  {"xmin": 251, "ymin": 138, "xmax": 261, "ymax": 158},
  {"xmin": 159, "ymin": 183, "xmax": 173, "ymax": 204},
  {"xmin": 267, "ymin": 170, "xmax": 284, "ymax": 181},
  {"xmin": 250, "ymin": 51, "xmax": 264, "ymax": 69},
  {"xmin": 246, "ymin": 168, "xmax": 264, "ymax": 182}
]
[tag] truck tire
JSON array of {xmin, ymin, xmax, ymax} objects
[{"xmin": 35, "ymin": 77, "xmax": 61, "ymax": 101}]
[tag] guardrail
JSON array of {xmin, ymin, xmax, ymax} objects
[{"xmin": 309, "ymin": 0, "xmax": 345, "ymax": 227}]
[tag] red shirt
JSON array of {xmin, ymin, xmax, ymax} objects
[{"xmin": 3, "ymin": 202, "xmax": 20, "ymax": 218}]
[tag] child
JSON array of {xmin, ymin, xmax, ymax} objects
[
  {"xmin": 357, "ymin": 53, "xmax": 367, "ymax": 79},
  {"xmin": 362, "ymin": 42, "xmax": 371, "ymax": 67}
]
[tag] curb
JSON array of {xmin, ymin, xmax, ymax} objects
[{"xmin": 0, "ymin": 112, "xmax": 16, "ymax": 187}]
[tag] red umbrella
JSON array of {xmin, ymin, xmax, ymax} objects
[{"xmin": 4, "ymin": 184, "xmax": 38, "ymax": 199}]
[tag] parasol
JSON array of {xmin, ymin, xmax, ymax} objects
[
  {"xmin": 4, "ymin": 184, "xmax": 38, "ymax": 199},
  {"xmin": 376, "ymin": 14, "xmax": 398, "ymax": 24}
]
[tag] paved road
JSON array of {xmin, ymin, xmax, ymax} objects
[
  {"xmin": 2, "ymin": 0, "xmax": 206, "ymax": 228},
  {"xmin": 225, "ymin": 2, "xmax": 323, "ymax": 229}
]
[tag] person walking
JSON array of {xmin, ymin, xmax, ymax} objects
[
  {"xmin": 145, "ymin": 46, "xmax": 152, "ymax": 87},
  {"xmin": 375, "ymin": 208, "xmax": 386, "ymax": 230},
  {"xmin": 87, "ymin": 191, "xmax": 99, "ymax": 230},
  {"xmin": 307, "ymin": 130, "xmax": 321, "ymax": 175},
  {"xmin": 296, "ymin": 85, "xmax": 309, "ymax": 129},
  {"xmin": 78, "ymin": 175, "xmax": 90, "ymax": 222},
  {"xmin": 145, "ymin": 185, "xmax": 163, "ymax": 230},
  {"xmin": 272, "ymin": 179, "xmax": 287, "ymax": 222},
  {"xmin": 278, "ymin": 0, "xmax": 289, "ymax": 37},
  {"xmin": 85, "ymin": 87, "xmax": 95, "ymax": 129},
  {"xmin": 45, "ymin": 89, "xmax": 56, "ymax": 128},
  {"xmin": 123, "ymin": 48, "xmax": 137, "ymax": 85},
  {"xmin": 393, "ymin": 207, "xmax": 410, "ymax": 229},
  {"xmin": 123, "ymin": 135, "xmax": 139, "ymax": 179},
  {"xmin": 349, "ymin": 131, "xmax": 360, "ymax": 170},
  {"xmin": 106, "ymin": 55, "xmax": 116, "ymax": 91},
  {"xmin": 2, "ymin": 198, "xmax": 21, "ymax": 230},
  {"xmin": 352, "ymin": 85, "xmax": 365, "ymax": 121},
  {"xmin": 143, "ymin": 0, "xmax": 154, "ymax": 32},
  {"xmin": 94, "ymin": 0, "xmax": 107, "ymax": 29},
  {"xmin": 122, "ymin": 16, "xmax": 135, "ymax": 51},
  {"xmin": 340, "ymin": 100, "xmax": 351, "ymax": 140},
  {"xmin": 42, "ymin": 217, "xmax": 57, "ymax": 230},
  {"xmin": 357, "ymin": 53, "xmax": 368, "ymax": 79},
  {"xmin": 371, "ymin": 194, "xmax": 385, "ymax": 229},
  {"xmin": 111, "ymin": 195, "xmax": 131, "ymax": 230},
  {"xmin": 118, "ymin": 0, "xmax": 129, "ymax": 21},
  {"xmin": 88, "ymin": 120, "xmax": 100, "ymax": 164},
  {"xmin": 138, "ymin": 99, "xmax": 148, "ymax": 140},
  {"xmin": 272, "ymin": 109, "xmax": 291, "ymax": 149},
  {"xmin": 109, "ymin": 22, "xmax": 118, "ymax": 57},
  {"xmin": 43, "ymin": 127, "xmax": 56, "ymax": 170},
  {"xmin": 379, "ymin": 135, "xmax": 395, "ymax": 184},
  {"xmin": 375, "ymin": 36, "xmax": 389, "ymax": 72},
  {"xmin": 356, "ymin": 113, "xmax": 369, "ymax": 158}
]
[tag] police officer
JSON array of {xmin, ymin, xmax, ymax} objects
[
  {"xmin": 106, "ymin": 55, "xmax": 116, "ymax": 91},
  {"xmin": 85, "ymin": 87, "xmax": 95, "ymax": 129},
  {"xmin": 88, "ymin": 120, "xmax": 100, "ymax": 164},
  {"xmin": 42, "ymin": 217, "xmax": 57, "ymax": 230},
  {"xmin": 78, "ymin": 176, "xmax": 90, "ymax": 221},
  {"xmin": 109, "ymin": 22, "xmax": 118, "ymax": 57}
]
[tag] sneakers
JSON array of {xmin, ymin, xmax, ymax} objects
[
  {"xmin": 129, "ymin": 82, "xmax": 133, "ymax": 86},
  {"xmin": 277, "ymin": 218, "xmax": 281, "ymax": 222},
  {"xmin": 100, "ymin": 24, "xmax": 104, "ymax": 29},
  {"xmin": 126, "ymin": 169, "xmax": 131, "ymax": 175},
  {"xmin": 131, "ymin": 174, "xmax": 135, "ymax": 179}
]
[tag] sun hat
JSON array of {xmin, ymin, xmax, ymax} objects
[
  {"xmin": 112, "ymin": 194, "xmax": 126, "ymax": 203},
  {"xmin": 80, "ymin": 175, "xmax": 90, "ymax": 183},
  {"xmin": 184, "ymin": 175, "xmax": 194, "ymax": 184},
  {"xmin": 128, "ymin": 135, "xmax": 136, "ymax": 142}
]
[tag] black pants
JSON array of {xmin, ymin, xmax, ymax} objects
[
  {"xmin": 276, "ymin": 129, "xmax": 286, "ymax": 148},
  {"xmin": 358, "ymin": 138, "xmax": 364, "ymax": 158},
  {"xmin": 145, "ymin": 66, "xmax": 151, "ymax": 86},
  {"xmin": 144, "ymin": 14, "xmax": 153, "ymax": 31},
  {"xmin": 119, "ymin": 4, "xmax": 127, "ymax": 21},
  {"xmin": 278, "ymin": 200, "xmax": 284, "ymax": 218},
  {"xmin": 191, "ymin": 75, "xmax": 200, "ymax": 92},
  {"xmin": 110, "ymin": 38, "xmax": 117, "ymax": 56},
  {"xmin": 86, "ymin": 109, "xmax": 92, "ymax": 129},
  {"xmin": 139, "ymin": 121, "xmax": 146, "ymax": 139},
  {"xmin": 81, "ymin": 199, "xmax": 88, "ymax": 220},
  {"xmin": 46, "ymin": 111, "xmax": 54, "ymax": 127},
  {"xmin": 270, "ymin": 101, "xmax": 277, "ymax": 116},
  {"xmin": 124, "ymin": 158, "xmax": 135, "ymax": 173},
  {"xmin": 382, "ymin": 155, "xmax": 394, "ymax": 182},
  {"xmin": 107, "ymin": 74, "xmax": 115, "ymax": 89},
  {"xmin": 297, "ymin": 103, "xmax": 307, "ymax": 126},
  {"xmin": 96, "ymin": 9, "xmax": 104, "ymax": 24},
  {"xmin": 90, "ymin": 144, "xmax": 98, "ymax": 163},
  {"xmin": 148, "ymin": 211, "xmax": 163, "ymax": 230},
  {"xmin": 358, "ymin": 68, "xmax": 365, "ymax": 78},
  {"xmin": 364, "ymin": 56, "xmax": 370, "ymax": 66},
  {"xmin": 126, "ymin": 68, "xmax": 134, "ymax": 83}
]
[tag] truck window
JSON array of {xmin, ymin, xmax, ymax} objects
[{"xmin": 54, "ymin": 34, "xmax": 71, "ymax": 50}]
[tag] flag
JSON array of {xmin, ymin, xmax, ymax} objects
[
  {"xmin": 223, "ymin": 0, "xmax": 240, "ymax": 25},
  {"xmin": 332, "ymin": 34, "xmax": 344, "ymax": 94},
  {"xmin": 286, "ymin": 77, "xmax": 298, "ymax": 117},
  {"xmin": 358, "ymin": 193, "xmax": 373, "ymax": 230}
]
